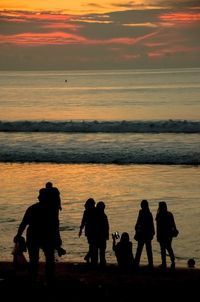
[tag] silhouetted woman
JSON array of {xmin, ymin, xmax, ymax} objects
[
  {"xmin": 134, "ymin": 199, "xmax": 155, "ymax": 269},
  {"xmin": 156, "ymin": 201, "xmax": 178, "ymax": 270},
  {"xmin": 79, "ymin": 198, "xmax": 96, "ymax": 264}
]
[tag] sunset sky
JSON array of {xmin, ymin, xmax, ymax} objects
[{"xmin": 0, "ymin": 0, "xmax": 200, "ymax": 70}]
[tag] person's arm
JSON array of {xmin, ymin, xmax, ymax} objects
[
  {"xmin": 135, "ymin": 210, "xmax": 142, "ymax": 231},
  {"xmin": 170, "ymin": 212, "xmax": 179, "ymax": 236},
  {"xmin": 112, "ymin": 237, "xmax": 116, "ymax": 251},
  {"xmin": 105, "ymin": 215, "xmax": 109, "ymax": 240},
  {"xmin": 78, "ymin": 211, "xmax": 86, "ymax": 237},
  {"xmin": 150, "ymin": 212, "xmax": 155, "ymax": 237},
  {"xmin": 13, "ymin": 208, "xmax": 30, "ymax": 242},
  {"xmin": 57, "ymin": 189, "xmax": 62, "ymax": 211}
]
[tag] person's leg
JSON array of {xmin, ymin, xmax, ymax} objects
[
  {"xmin": 160, "ymin": 242, "xmax": 167, "ymax": 268},
  {"xmin": 146, "ymin": 240, "xmax": 153, "ymax": 267},
  {"xmin": 84, "ymin": 241, "xmax": 92, "ymax": 263},
  {"xmin": 166, "ymin": 240, "xmax": 175, "ymax": 269},
  {"xmin": 27, "ymin": 243, "xmax": 40, "ymax": 282},
  {"xmin": 135, "ymin": 241, "xmax": 144, "ymax": 267},
  {"xmin": 43, "ymin": 247, "xmax": 55, "ymax": 285},
  {"xmin": 99, "ymin": 243, "xmax": 106, "ymax": 267},
  {"xmin": 90, "ymin": 244, "xmax": 98, "ymax": 266}
]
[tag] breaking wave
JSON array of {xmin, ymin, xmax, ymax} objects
[{"xmin": 0, "ymin": 120, "xmax": 200, "ymax": 133}]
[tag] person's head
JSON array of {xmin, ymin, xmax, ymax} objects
[
  {"xmin": 38, "ymin": 188, "xmax": 47, "ymax": 203},
  {"xmin": 84, "ymin": 198, "xmax": 95, "ymax": 210},
  {"xmin": 141, "ymin": 199, "xmax": 149, "ymax": 209},
  {"xmin": 120, "ymin": 232, "xmax": 130, "ymax": 243},
  {"xmin": 158, "ymin": 201, "xmax": 167, "ymax": 212},
  {"xmin": 96, "ymin": 201, "xmax": 105, "ymax": 212},
  {"xmin": 46, "ymin": 182, "xmax": 53, "ymax": 189}
]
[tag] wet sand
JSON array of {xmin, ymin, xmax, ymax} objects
[{"xmin": 0, "ymin": 261, "xmax": 199, "ymax": 301}]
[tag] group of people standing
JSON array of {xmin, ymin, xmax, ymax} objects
[
  {"xmin": 133, "ymin": 199, "xmax": 178, "ymax": 270},
  {"xmin": 78, "ymin": 198, "xmax": 109, "ymax": 267},
  {"xmin": 13, "ymin": 183, "xmax": 178, "ymax": 285},
  {"xmin": 79, "ymin": 198, "xmax": 178, "ymax": 271}
]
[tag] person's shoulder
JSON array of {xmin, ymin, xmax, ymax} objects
[
  {"xmin": 25, "ymin": 202, "xmax": 39, "ymax": 213},
  {"xmin": 53, "ymin": 187, "xmax": 60, "ymax": 193}
]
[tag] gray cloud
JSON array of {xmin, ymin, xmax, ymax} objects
[{"xmin": 0, "ymin": 5, "xmax": 199, "ymax": 70}]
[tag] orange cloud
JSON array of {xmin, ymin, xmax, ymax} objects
[
  {"xmin": 0, "ymin": 10, "xmax": 73, "ymax": 22},
  {"xmin": 160, "ymin": 12, "xmax": 200, "ymax": 23}
]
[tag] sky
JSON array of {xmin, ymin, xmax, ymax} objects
[{"xmin": 0, "ymin": 0, "xmax": 200, "ymax": 70}]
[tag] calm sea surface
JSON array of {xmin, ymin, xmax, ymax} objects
[{"xmin": 0, "ymin": 68, "xmax": 199, "ymax": 266}]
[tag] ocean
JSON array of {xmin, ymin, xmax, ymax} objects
[{"xmin": 0, "ymin": 68, "xmax": 199, "ymax": 267}]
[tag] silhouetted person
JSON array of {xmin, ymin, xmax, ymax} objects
[
  {"xmin": 13, "ymin": 189, "xmax": 63, "ymax": 285},
  {"xmin": 12, "ymin": 235, "xmax": 28, "ymax": 270},
  {"xmin": 156, "ymin": 201, "xmax": 178, "ymax": 270},
  {"xmin": 112, "ymin": 232, "xmax": 135, "ymax": 270},
  {"xmin": 93, "ymin": 201, "xmax": 109, "ymax": 267},
  {"xmin": 79, "ymin": 198, "xmax": 96, "ymax": 264},
  {"xmin": 45, "ymin": 181, "xmax": 62, "ymax": 213},
  {"xmin": 39, "ymin": 184, "xmax": 66, "ymax": 257},
  {"xmin": 134, "ymin": 199, "xmax": 155, "ymax": 269}
]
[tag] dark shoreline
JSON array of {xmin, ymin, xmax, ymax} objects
[{"xmin": 0, "ymin": 261, "xmax": 199, "ymax": 300}]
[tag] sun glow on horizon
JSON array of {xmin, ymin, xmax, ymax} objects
[{"xmin": 0, "ymin": 0, "xmax": 162, "ymax": 14}]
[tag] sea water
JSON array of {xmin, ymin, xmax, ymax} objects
[{"xmin": 0, "ymin": 68, "xmax": 199, "ymax": 266}]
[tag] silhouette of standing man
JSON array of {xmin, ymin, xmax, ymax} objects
[
  {"xmin": 93, "ymin": 201, "xmax": 109, "ymax": 267},
  {"xmin": 134, "ymin": 199, "xmax": 155, "ymax": 269},
  {"xmin": 13, "ymin": 189, "xmax": 62, "ymax": 285}
]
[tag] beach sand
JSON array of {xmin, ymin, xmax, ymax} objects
[{"xmin": 0, "ymin": 261, "xmax": 199, "ymax": 301}]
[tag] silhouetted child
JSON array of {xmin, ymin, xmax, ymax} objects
[
  {"xmin": 12, "ymin": 235, "xmax": 28, "ymax": 270},
  {"xmin": 112, "ymin": 232, "xmax": 135, "ymax": 270}
]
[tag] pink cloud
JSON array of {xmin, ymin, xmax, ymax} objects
[
  {"xmin": 160, "ymin": 12, "xmax": 200, "ymax": 23},
  {"xmin": 0, "ymin": 32, "xmax": 87, "ymax": 45},
  {"xmin": 148, "ymin": 45, "xmax": 200, "ymax": 58},
  {"xmin": 99, "ymin": 31, "xmax": 158, "ymax": 46},
  {"xmin": 42, "ymin": 22, "xmax": 83, "ymax": 31}
]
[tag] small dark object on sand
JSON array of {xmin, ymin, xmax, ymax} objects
[{"xmin": 187, "ymin": 258, "xmax": 195, "ymax": 268}]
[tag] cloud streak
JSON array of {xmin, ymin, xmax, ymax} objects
[{"xmin": 0, "ymin": 2, "xmax": 199, "ymax": 69}]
